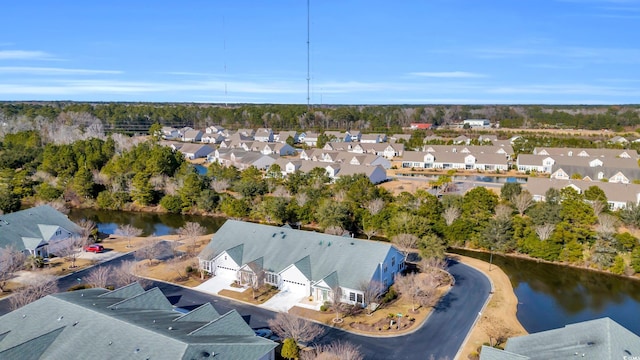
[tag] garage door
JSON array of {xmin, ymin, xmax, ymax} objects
[{"xmin": 281, "ymin": 279, "xmax": 308, "ymax": 295}]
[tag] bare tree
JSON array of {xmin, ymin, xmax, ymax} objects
[
  {"xmin": 302, "ymin": 341, "xmax": 363, "ymax": 360},
  {"xmin": 9, "ymin": 275, "xmax": 58, "ymax": 310},
  {"xmin": 250, "ymin": 268, "xmax": 265, "ymax": 300},
  {"xmin": 324, "ymin": 225, "xmax": 345, "ymax": 236},
  {"xmin": 177, "ymin": 222, "xmax": 206, "ymax": 256},
  {"xmin": 483, "ymin": 318, "xmax": 514, "ymax": 347},
  {"xmin": 330, "ymin": 286, "xmax": 345, "ymax": 322},
  {"xmin": 591, "ymin": 200, "xmax": 606, "ymax": 217},
  {"xmin": 295, "ymin": 192, "xmax": 309, "ymax": 207},
  {"xmin": 511, "ymin": 191, "xmax": 533, "ymax": 216},
  {"xmin": 358, "ymin": 280, "xmax": 384, "ymax": 315},
  {"xmin": 494, "ymin": 204, "xmax": 513, "ymax": 221},
  {"xmin": 115, "ymin": 224, "xmax": 143, "ymax": 249},
  {"xmin": 535, "ymin": 223, "xmax": 555, "ymax": 241},
  {"xmin": 0, "ymin": 247, "xmax": 25, "ymax": 293},
  {"xmin": 443, "ymin": 206, "xmax": 460, "ymax": 226},
  {"xmin": 597, "ymin": 213, "xmax": 619, "ymax": 237},
  {"xmin": 85, "ymin": 265, "xmax": 111, "ymax": 288},
  {"xmin": 272, "ymin": 185, "xmax": 291, "ymax": 198},
  {"xmin": 394, "ymin": 272, "xmax": 439, "ymax": 312},
  {"xmin": 364, "ymin": 198, "xmax": 384, "ymax": 216},
  {"xmin": 211, "ymin": 179, "xmax": 230, "ymax": 193},
  {"xmin": 57, "ymin": 236, "xmax": 85, "ymax": 269},
  {"xmin": 333, "ymin": 190, "xmax": 347, "ymax": 202},
  {"xmin": 112, "ymin": 260, "xmax": 140, "ymax": 287},
  {"xmin": 134, "ymin": 237, "xmax": 162, "ymax": 265},
  {"xmin": 268, "ymin": 312, "xmax": 325, "ymax": 344},
  {"xmin": 391, "ymin": 233, "xmax": 419, "ymax": 260},
  {"xmin": 419, "ymin": 257, "xmax": 450, "ymax": 286},
  {"xmin": 77, "ymin": 219, "xmax": 96, "ymax": 243}
]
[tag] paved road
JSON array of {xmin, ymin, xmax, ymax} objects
[{"xmin": 0, "ymin": 256, "xmax": 490, "ymax": 359}]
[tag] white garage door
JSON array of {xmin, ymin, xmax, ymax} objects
[{"xmin": 281, "ymin": 279, "xmax": 308, "ymax": 295}]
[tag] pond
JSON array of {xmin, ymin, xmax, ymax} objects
[
  {"xmin": 67, "ymin": 208, "xmax": 226, "ymax": 236},
  {"xmin": 451, "ymin": 249, "xmax": 640, "ymax": 336}
]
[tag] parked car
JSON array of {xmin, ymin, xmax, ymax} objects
[
  {"xmin": 254, "ymin": 328, "xmax": 280, "ymax": 341},
  {"xmin": 84, "ymin": 244, "xmax": 105, "ymax": 253}
]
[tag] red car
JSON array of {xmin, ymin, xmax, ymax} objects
[{"xmin": 84, "ymin": 244, "xmax": 105, "ymax": 253}]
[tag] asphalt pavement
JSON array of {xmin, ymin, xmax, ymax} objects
[{"xmin": 0, "ymin": 255, "xmax": 491, "ymax": 359}]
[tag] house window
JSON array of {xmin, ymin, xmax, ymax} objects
[
  {"xmin": 349, "ymin": 292, "xmax": 356, "ymax": 302},
  {"xmin": 392, "ymin": 257, "xmax": 396, "ymax": 267},
  {"xmin": 266, "ymin": 273, "xmax": 279, "ymax": 285},
  {"xmin": 384, "ymin": 265, "xmax": 387, "ymax": 273}
]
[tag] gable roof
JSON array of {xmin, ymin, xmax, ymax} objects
[
  {"xmin": 0, "ymin": 285, "xmax": 276, "ymax": 360},
  {"xmin": 0, "ymin": 206, "xmax": 82, "ymax": 252},
  {"xmin": 481, "ymin": 318, "xmax": 640, "ymax": 360},
  {"xmin": 200, "ymin": 220, "xmax": 401, "ymax": 290}
]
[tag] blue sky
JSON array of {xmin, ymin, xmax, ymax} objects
[{"xmin": 1, "ymin": 0, "xmax": 639, "ymax": 104}]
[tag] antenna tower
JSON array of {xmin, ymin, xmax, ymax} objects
[{"xmin": 306, "ymin": 0, "xmax": 311, "ymax": 111}]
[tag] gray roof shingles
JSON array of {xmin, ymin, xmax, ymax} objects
[
  {"xmin": 199, "ymin": 220, "xmax": 400, "ymax": 290},
  {"xmin": 0, "ymin": 285, "xmax": 276, "ymax": 360}
]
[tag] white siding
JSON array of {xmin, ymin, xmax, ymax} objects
[
  {"xmin": 279, "ymin": 265, "xmax": 310, "ymax": 295},
  {"xmin": 213, "ymin": 251, "xmax": 241, "ymax": 279}
]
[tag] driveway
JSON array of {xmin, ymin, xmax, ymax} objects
[
  {"xmin": 259, "ymin": 289, "xmax": 306, "ymax": 312},
  {"xmin": 195, "ymin": 276, "xmax": 244, "ymax": 294}
]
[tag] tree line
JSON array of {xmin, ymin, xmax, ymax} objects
[{"xmin": 2, "ymin": 102, "xmax": 639, "ymax": 133}]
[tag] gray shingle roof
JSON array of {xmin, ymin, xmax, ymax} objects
[
  {"xmin": 481, "ymin": 318, "xmax": 640, "ymax": 360},
  {"xmin": 199, "ymin": 220, "xmax": 401, "ymax": 290},
  {"xmin": 0, "ymin": 285, "xmax": 276, "ymax": 360},
  {"xmin": 0, "ymin": 205, "xmax": 82, "ymax": 252}
]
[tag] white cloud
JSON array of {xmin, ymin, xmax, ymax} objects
[
  {"xmin": 409, "ymin": 71, "xmax": 487, "ymax": 78},
  {"xmin": 0, "ymin": 50, "xmax": 56, "ymax": 60},
  {"xmin": 0, "ymin": 67, "xmax": 122, "ymax": 75}
]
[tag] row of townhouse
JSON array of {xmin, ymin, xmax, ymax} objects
[
  {"xmin": 517, "ymin": 147, "xmax": 640, "ymax": 183},
  {"xmin": 400, "ymin": 144, "xmax": 514, "ymax": 171},
  {"xmin": 525, "ymin": 177, "xmax": 640, "ymax": 210},
  {"xmin": 272, "ymin": 157, "xmax": 389, "ymax": 184},
  {"xmin": 312, "ymin": 142, "xmax": 404, "ymax": 159},
  {"xmin": 297, "ymin": 149, "xmax": 392, "ymax": 169},
  {"xmin": 207, "ymin": 148, "xmax": 278, "ymax": 171},
  {"xmin": 198, "ymin": 220, "xmax": 405, "ymax": 307}
]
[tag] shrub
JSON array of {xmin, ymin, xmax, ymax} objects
[
  {"xmin": 160, "ymin": 195, "xmax": 183, "ymax": 213},
  {"xmin": 67, "ymin": 284, "xmax": 91, "ymax": 291},
  {"xmin": 381, "ymin": 287, "xmax": 397, "ymax": 303},
  {"xmin": 185, "ymin": 265, "xmax": 194, "ymax": 273},
  {"xmin": 320, "ymin": 304, "xmax": 329, "ymax": 312}
]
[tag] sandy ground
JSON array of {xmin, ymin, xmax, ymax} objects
[{"xmin": 451, "ymin": 254, "xmax": 527, "ymax": 358}]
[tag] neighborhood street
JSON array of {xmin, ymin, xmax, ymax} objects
[{"xmin": 0, "ymin": 255, "xmax": 490, "ymax": 359}]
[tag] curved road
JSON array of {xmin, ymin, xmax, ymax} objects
[
  {"xmin": 0, "ymin": 256, "xmax": 490, "ymax": 359},
  {"xmin": 153, "ymin": 259, "xmax": 491, "ymax": 360}
]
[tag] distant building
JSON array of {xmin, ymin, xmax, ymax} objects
[
  {"xmin": 463, "ymin": 119, "xmax": 491, "ymax": 128},
  {"xmin": 409, "ymin": 123, "xmax": 433, "ymax": 130}
]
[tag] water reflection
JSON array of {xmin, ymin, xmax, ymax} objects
[
  {"xmin": 451, "ymin": 249, "xmax": 640, "ymax": 335},
  {"xmin": 68, "ymin": 208, "xmax": 226, "ymax": 236}
]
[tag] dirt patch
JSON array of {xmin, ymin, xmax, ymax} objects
[{"xmin": 451, "ymin": 253, "xmax": 527, "ymax": 358}]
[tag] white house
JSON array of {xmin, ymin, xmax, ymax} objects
[
  {"xmin": 182, "ymin": 130, "xmax": 203, "ymax": 142},
  {"xmin": 199, "ymin": 220, "xmax": 405, "ymax": 306},
  {"xmin": 176, "ymin": 143, "xmax": 214, "ymax": 160},
  {"xmin": 463, "ymin": 119, "xmax": 491, "ymax": 128},
  {"xmin": 254, "ymin": 128, "xmax": 274, "ymax": 142},
  {"xmin": 525, "ymin": 178, "xmax": 640, "ymax": 210}
]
